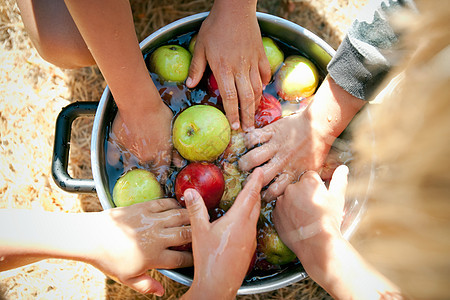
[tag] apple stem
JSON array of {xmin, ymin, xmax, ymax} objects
[{"xmin": 187, "ymin": 123, "xmax": 199, "ymax": 136}]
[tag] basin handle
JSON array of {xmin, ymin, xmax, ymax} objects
[{"xmin": 52, "ymin": 101, "xmax": 98, "ymax": 193}]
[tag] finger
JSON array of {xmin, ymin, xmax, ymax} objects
[
  {"xmin": 259, "ymin": 55, "xmax": 272, "ymax": 85},
  {"xmin": 216, "ymin": 70, "xmax": 240, "ymax": 130},
  {"xmin": 238, "ymin": 142, "xmax": 277, "ymax": 172},
  {"xmin": 183, "ymin": 188, "xmax": 209, "ymax": 231},
  {"xmin": 257, "ymin": 154, "xmax": 291, "ymax": 187},
  {"xmin": 235, "ymin": 72, "xmax": 255, "ymax": 131},
  {"xmin": 162, "ymin": 226, "xmax": 192, "ymax": 246},
  {"xmin": 159, "ymin": 208, "xmax": 190, "ymax": 228},
  {"xmin": 121, "ymin": 275, "xmax": 165, "ymax": 296},
  {"xmin": 250, "ymin": 64, "xmax": 263, "ymax": 112},
  {"xmin": 244, "ymin": 127, "xmax": 273, "ymax": 149},
  {"xmin": 261, "ymin": 172, "xmax": 294, "ymax": 202},
  {"xmin": 328, "ymin": 165, "xmax": 349, "ymax": 205},
  {"xmin": 159, "ymin": 250, "xmax": 194, "ymax": 269},
  {"xmin": 186, "ymin": 45, "xmax": 207, "ymax": 88},
  {"xmin": 138, "ymin": 198, "xmax": 181, "ymax": 213},
  {"xmin": 228, "ymin": 168, "xmax": 264, "ymax": 217}
]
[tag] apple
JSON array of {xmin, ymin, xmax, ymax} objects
[
  {"xmin": 175, "ymin": 162, "xmax": 225, "ymax": 210},
  {"xmin": 207, "ymin": 71, "xmax": 222, "ymax": 99},
  {"xmin": 113, "ymin": 169, "xmax": 163, "ymax": 207},
  {"xmin": 172, "ymin": 105, "xmax": 231, "ymax": 162},
  {"xmin": 258, "ymin": 222, "xmax": 297, "ymax": 265},
  {"xmin": 221, "ymin": 129, "xmax": 246, "ymax": 163},
  {"xmin": 149, "ymin": 45, "xmax": 192, "ymax": 82},
  {"xmin": 255, "ymin": 93, "xmax": 282, "ymax": 128},
  {"xmin": 219, "ymin": 161, "xmax": 247, "ymax": 211},
  {"xmin": 188, "ymin": 34, "xmax": 197, "ymax": 55},
  {"xmin": 275, "ymin": 55, "xmax": 319, "ymax": 101},
  {"xmin": 262, "ymin": 37, "xmax": 284, "ymax": 75}
]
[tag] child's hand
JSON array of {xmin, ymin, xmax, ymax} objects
[
  {"xmin": 181, "ymin": 168, "xmax": 264, "ymax": 299},
  {"xmin": 112, "ymin": 101, "xmax": 173, "ymax": 181},
  {"xmin": 272, "ymin": 165, "xmax": 348, "ymax": 256},
  {"xmin": 186, "ymin": 1, "xmax": 271, "ymax": 131},
  {"xmin": 96, "ymin": 198, "xmax": 193, "ymax": 296},
  {"xmin": 238, "ymin": 110, "xmax": 333, "ymax": 201}
]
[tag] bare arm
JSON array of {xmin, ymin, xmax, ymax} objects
[
  {"xmin": 0, "ymin": 199, "xmax": 193, "ymax": 296},
  {"xmin": 273, "ymin": 166, "xmax": 404, "ymax": 300},
  {"xmin": 63, "ymin": 0, "xmax": 173, "ymax": 176}
]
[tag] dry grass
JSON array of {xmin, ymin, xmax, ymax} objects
[{"xmin": 0, "ymin": 0, "xmax": 365, "ymax": 298}]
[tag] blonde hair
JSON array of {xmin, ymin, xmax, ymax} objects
[{"xmin": 349, "ymin": 1, "xmax": 450, "ymax": 299}]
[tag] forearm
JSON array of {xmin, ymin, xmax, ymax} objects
[
  {"xmin": 296, "ymin": 233, "xmax": 401, "ymax": 300},
  {"xmin": 211, "ymin": 0, "xmax": 257, "ymax": 15},
  {"xmin": 0, "ymin": 209, "xmax": 102, "ymax": 271},
  {"xmin": 305, "ymin": 75, "xmax": 366, "ymax": 146},
  {"xmin": 63, "ymin": 0, "xmax": 162, "ymax": 115}
]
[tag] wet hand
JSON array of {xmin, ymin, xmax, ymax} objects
[
  {"xmin": 112, "ymin": 101, "xmax": 173, "ymax": 181},
  {"xmin": 96, "ymin": 198, "xmax": 193, "ymax": 296},
  {"xmin": 239, "ymin": 110, "xmax": 333, "ymax": 201},
  {"xmin": 182, "ymin": 168, "xmax": 264, "ymax": 299},
  {"xmin": 186, "ymin": 6, "xmax": 271, "ymax": 131},
  {"xmin": 272, "ymin": 165, "xmax": 348, "ymax": 255}
]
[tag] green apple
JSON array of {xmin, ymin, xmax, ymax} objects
[
  {"xmin": 259, "ymin": 222, "xmax": 297, "ymax": 265},
  {"xmin": 188, "ymin": 34, "xmax": 197, "ymax": 55},
  {"xmin": 149, "ymin": 45, "xmax": 192, "ymax": 82},
  {"xmin": 275, "ymin": 55, "xmax": 319, "ymax": 101},
  {"xmin": 113, "ymin": 169, "xmax": 163, "ymax": 207},
  {"xmin": 172, "ymin": 105, "xmax": 231, "ymax": 162},
  {"xmin": 221, "ymin": 129, "xmax": 246, "ymax": 163},
  {"xmin": 219, "ymin": 161, "xmax": 247, "ymax": 211},
  {"xmin": 262, "ymin": 37, "xmax": 284, "ymax": 75}
]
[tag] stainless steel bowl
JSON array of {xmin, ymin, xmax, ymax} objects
[{"xmin": 52, "ymin": 12, "xmax": 371, "ymax": 295}]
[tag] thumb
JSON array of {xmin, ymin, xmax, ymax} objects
[
  {"xmin": 186, "ymin": 46, "xmax": 207, "ymax": 88},
  {"xmin": 184, "ymin": 188, "xmax": 209, "ymax": 230},
  {"xmin": 121, "ymin": 274, "xmax": 165, "ymax": 296},
  {"xmin": 328, "ymin": 165, "xmax": 349, "ymax": 201}
]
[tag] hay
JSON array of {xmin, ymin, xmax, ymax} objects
[{"xmin": 0, "ymin": 0, "xmax": 365, "ymax": 298}]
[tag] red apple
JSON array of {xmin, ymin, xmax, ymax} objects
[
  {"xmin": 207, "ymin": 72, "xmax": 222, "ymax": 101},
  {"xmin": 255, "ymin": 93, "xmax": 282, "ymax": 128},
  {"xmin": 175, "ymin": 162, "xmax": 225, "ymax": 210}
]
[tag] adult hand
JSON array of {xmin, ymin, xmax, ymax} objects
[
  {"xmin": 272, "ymin": 165, "xmax": 348, "ymax": 255},
  {"xmin": 95, "ymin": 198, "xmax": 193, "ymax": 296},
  {"xmin": 239, "ymin": 109, "xmax": 333, "ymax": 201},
  {"xmin": 181, "ymin": 168, "xmax": 264, "ymax": 299},
  {"xmin": 186, "ymin": 0, "xmax": 271, "ymax": 131},
  {"xmin": 239, "ymin": 76, "xmax": 366, "ymax": 201}
]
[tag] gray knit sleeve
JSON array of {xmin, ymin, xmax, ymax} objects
[{"xmin": 327, "ymin": 0, "xmax": 416, "ymax": 100}]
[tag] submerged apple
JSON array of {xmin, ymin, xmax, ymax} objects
[
  {"xmin": 175, "ymin": 162, "xmax": 225, "ymax": 210},
  {"xmin": 188, "ymin": 34, "xmax": 197, "ymax": 54},
  {"xmin": 113, "ymin": 169, "xmax": 163, "ymax": 207},
  {"xmin": 149, "ymin": 45, "xmax": 192, "ymax": 82},
  {"xmin": 258, "ymin": 221, "xmax": 297, "ymax": 265},
  {"xmin": 275, "ymin": 55, "xmax": 319, "ymax": 101},
  {"xmin": 262, "ymin": 37, "xmax": 284, "ymax": 75},
  {"xmin": 255, "ymin": 93, "xmax": 282, "ymax": 128},
  {"xmin": 172, "ymin": 105, "xmax": 231, "ymax": 162},
  {"xmin": 207, "ymin": 72, "xmax": 220, "ymax": 98},
  {"xmin": 219, "ymin": 161, "xmax": 246, "ymax": 211}
]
